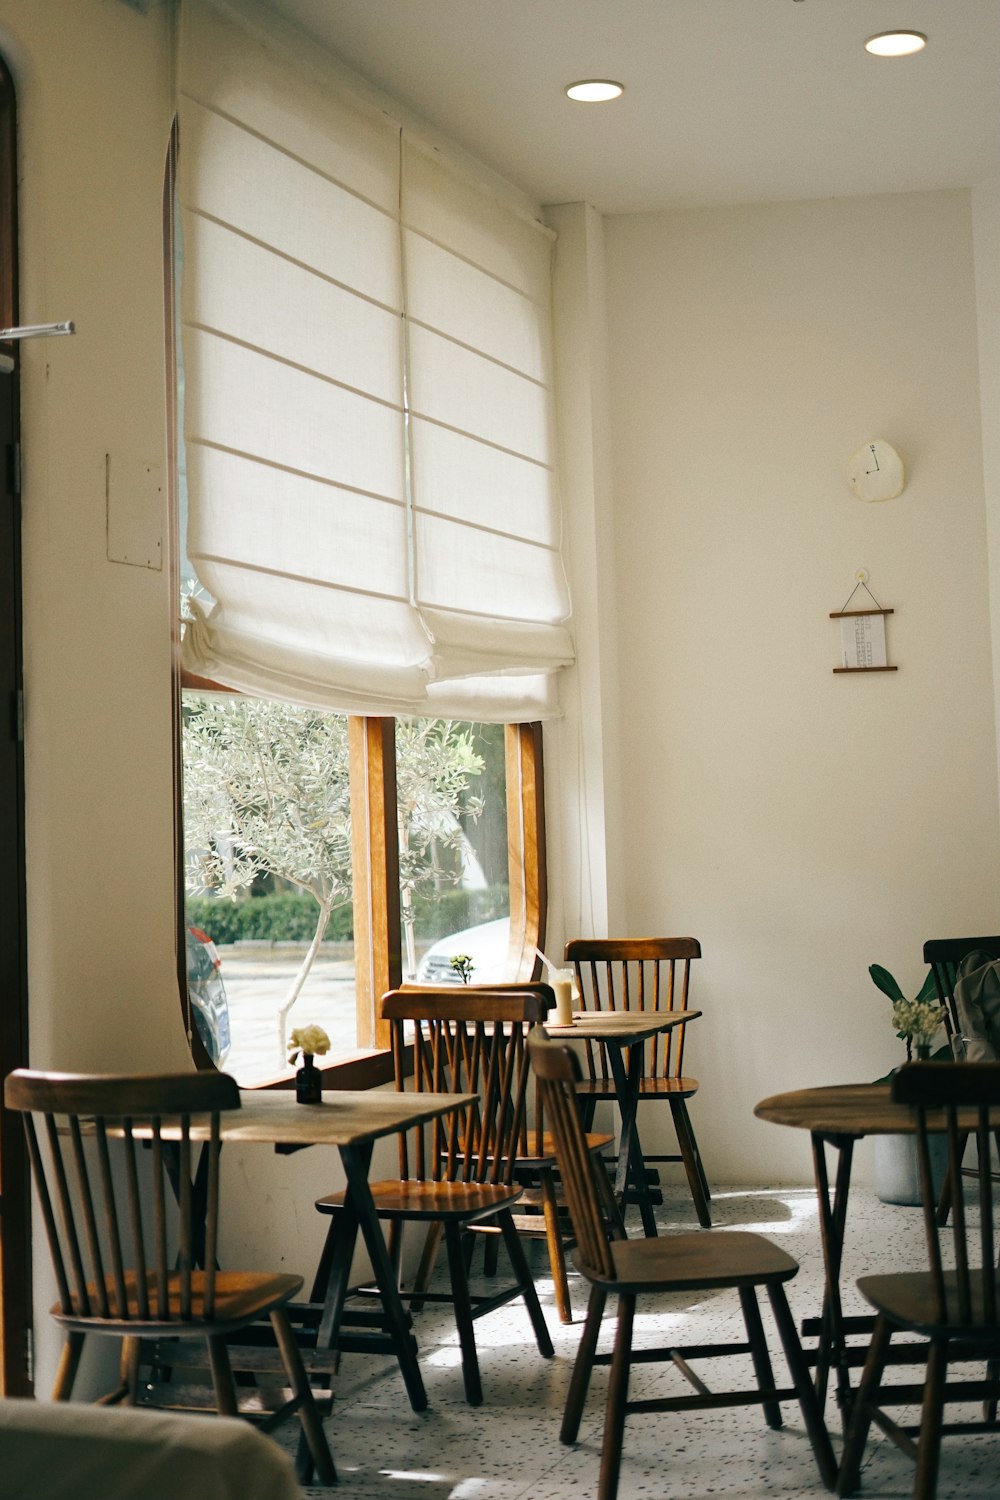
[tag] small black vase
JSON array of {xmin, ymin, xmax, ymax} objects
[{"xmin": 296, "ymin": 1053, "xmax": 322, "ymax": 1104}]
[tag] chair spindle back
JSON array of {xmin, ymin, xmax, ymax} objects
[
  {"xmin": 565, "ymin": 937, "xmax": 700, "ymax": 1085},
  {"xmin": 526, "ymin": 1030, "xmax": 619, "ymax": 1280},
  {"xmin": 892, "ymin": 1061, "xmax": 1000, "ymax": 1326},
  {"xmin": 923, "ymin": 937, "xmax": 1000, "ymax": 1047},
  {"xmin": 4, "ymin": 1070, "xmax": 239, "ymax": 1325},
  {"xmin": 382, "ymin": 989, "xmax": 548, "ymax": 1187}
]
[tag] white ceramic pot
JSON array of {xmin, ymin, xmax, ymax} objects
[{"xmin": 874, "ymin": 1131, "xmax": 949, "ymax": 1207}]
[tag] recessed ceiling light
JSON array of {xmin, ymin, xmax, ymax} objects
[
  {"xmin": 565, "ymin": 79, "xmax": 624, "ymax": 103},
  {"xmin": 865, "ymin": 30, "xmax": 927, "ymax": 57}
]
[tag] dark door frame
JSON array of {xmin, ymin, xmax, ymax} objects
[{"xmin": 0, "ymin": 51, "xmax": 32, "ymax": 1398}]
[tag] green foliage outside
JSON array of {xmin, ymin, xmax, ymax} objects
[
  {"xmin": 183, "ymin": 695, "xmax": 489, "ymax": 1057},
  {"xmin": 186, "ymin": 892, "xmax": 355, "ymax": 946},
  {"xmin": 186, "ymin": 883, "xmax": 508, "ymax": 948}
]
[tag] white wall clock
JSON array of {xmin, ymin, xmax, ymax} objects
[{"xmin": 847, "ymin": 439, "xmax": 904, "ymax": 502}]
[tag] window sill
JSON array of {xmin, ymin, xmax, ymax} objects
[{"xmin": 252, "ymin": 1048, "xmax": 394, "ymax": 1093}]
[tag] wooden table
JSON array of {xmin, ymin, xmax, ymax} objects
[
  {"xmin": 143, "ymin": 1088, "xmax": 474, "ymax": 1421},
  {"xmin": 754, "ymin": 1082, "xmax": 1000, "ymax": 1414},
  {"xmin": 545, "ymin": 1010, "xmax": 702, "ymax": 1235}
]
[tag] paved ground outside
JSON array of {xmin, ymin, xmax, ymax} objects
[
  {"xmin": 217, "ymin": 945, "xmax": 360, "ymax": 1085},
  {"xmin": 217, "ymin": 943, "xmax": 428, "ymax": 1085}
]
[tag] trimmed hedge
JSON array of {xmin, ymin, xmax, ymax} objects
[
  {"xmin": 187, "ymin": 884, "xmax": 509, "ymax": 947},
  {"xmin": 186, "ymin": 892, "xmax": 353, "ymax": 946}
]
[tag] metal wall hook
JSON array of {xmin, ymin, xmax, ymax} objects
[{"xmin": 0, "ymin": 321, "xmax": 75, "ymax": 340}]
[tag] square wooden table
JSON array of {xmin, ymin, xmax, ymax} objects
[
  {"xmin": 544, "ymin": 1010, "xmax": 702, "ymax": 1235},
  {"xmin": 144, "ymin": 1088, "xmax": 474, "ymax": 1418}
]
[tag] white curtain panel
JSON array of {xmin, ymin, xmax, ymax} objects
[{"xmin": 177, "ymin": 0, "xmax": 573, "ymax": 720}]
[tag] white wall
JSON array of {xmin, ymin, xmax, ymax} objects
[
  {"xmin": 602, "ymin": 191, "xmax": 1000, "ymax": 1184},
  {"xmin": 4, "ymin": 0, "xmax": 188, "ymax": 1077},
  {"xmin": 974, "ymin": 176, "xmax": 1000, "ymax": 806}
]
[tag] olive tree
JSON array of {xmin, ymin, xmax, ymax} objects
[{"xmin": 183, "ymin": 697, "xmax": 482, "ymax": 1058}]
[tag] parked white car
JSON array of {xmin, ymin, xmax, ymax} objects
[{"xmin": 415, "ymin": 917, "xmax": 515, "ymax": 985}]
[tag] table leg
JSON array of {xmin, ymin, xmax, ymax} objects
[
  {"xmin": 608, "ymin": 1043, "xmax": 658, "ymax": 1237},
  {"xmin": 810, "ymin": 1130, "xmax": 854, "ymax": 1415},
  {"xmin": 335, "ymin": 1140, "xmax": 427, "ymax": 1413}
]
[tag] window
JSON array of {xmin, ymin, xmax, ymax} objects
[{"xmin": 168, "ymin": 1, "xmax": 563, "ymax": 1084}]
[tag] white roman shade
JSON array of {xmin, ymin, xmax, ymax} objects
[{"xmin": 177, "ymin": 0, "xmax": 573, "ymax": 720}]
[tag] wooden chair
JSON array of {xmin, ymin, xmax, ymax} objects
[
  {"xmin": 3, "ymin": 1068, "xmax": 335, "ymax": 1485},
  {"xmin": 401, "ymin": 980, "xmax": 614, "ymax": 1325},
  {"xmin": 923, "ymin": 936, "xmax": 1000, "ymax": 1051},
  {"xmin": 565, "ymin": 937, "xmax": 711, "ymax": 1226},
  {"xmin": 313, "ymin": 988, "xmax": 554, "ymax": 1405},
  {"xmin": 923, "ymin": 936, "xmax": 1000, "ymax": 1223},
  {"xmin": 527, "ymin": 1030, "xmax": 836, "ymax": 1500},
  {"xmin": 837, "ymin": 1062, "xmax": 1000, "ymax": 1500}
]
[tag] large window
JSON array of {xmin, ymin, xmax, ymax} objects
[
  {"xmin": 168, "ymin": 0, "xmax": 562, "ymax": 1085},
  {"xmin": 179, "ymin": 697, "xmax": 539, "ymax": 1086}
]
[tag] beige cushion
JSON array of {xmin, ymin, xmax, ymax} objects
[{"xmin": 0, "ymin": 1399, "xmax": 300, "ymax": 1500}]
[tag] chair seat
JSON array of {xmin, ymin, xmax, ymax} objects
[
  {"xmin": 858, "ymin": 1268, "xmax": 1000, "ymax": 1337},
  {"xmin": 52, "ymin": 1269, "xmax": 305, "ymax": 1337},
  {"xmin": 580, "ymin": 1230, "xmax": 799, "ymax": 1295},
  {"xmin": 515, "ymin": 1130, "xmax": 614, "ymax": 1167},
  {"xmin": 316, "ymin": 1177, "xmax": 522, "ymax": 1222},
  {"xmin": 577, "ymin": 1075, "xmax": 699, "ymax": 1100}
]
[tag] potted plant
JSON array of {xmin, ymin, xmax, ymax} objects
[{"xmin": 868, "ymin": 964, "xmax": 950, "ymax": 1205}]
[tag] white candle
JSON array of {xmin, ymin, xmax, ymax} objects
[{"xmin": 552, "ymin": 970, "xmax": 575, "ymax": 1025}]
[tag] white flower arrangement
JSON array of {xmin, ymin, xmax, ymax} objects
[
  {"xmin": 288, "ymin": 1024, "xmax": 331, "ymax": 1063},
  {"xmin": 870, "ymin": 964, "xmax": 948, "ymax": 1062},
  {"xmin": 890, "ymin": 997, "xmax": 946, "ymax": 1049}
]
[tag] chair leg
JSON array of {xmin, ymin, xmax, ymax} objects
[
  {"xmin": 562, "ymin": 1283, "xmax": 607, "ymax": 1444},
  {"xmin": 206, "ymin": 1334, "xmax": 240, "ymax": 1417},
  {"xmin": 51, "ymin": 1332, "xmax": 86, "ymax": 1401},
  {"xmin": 599, "ymin": 1293, "xmax": 635, "ymax": 1500},
  {"xmin": 914, "ymin": 1339, "xmax": 948, "ymax": 1500},
  {"xmin": 444, "ymin": 1219, "xmax": 483, "ymax": 1406},
  {"xmin": 483, "ymin": 1231, "xmax": 499, "ymax": 1277},
  {"xmin": 120, "ymin": 1336, "xmax": 142, "ymax": 1404},
  {"xmin": 766, "ymin": 1282, "xmax": 837, "ymax": 1491},
  {"xmin": 409, "ymin": 1220, "xmax": 442, "ymax": 1313},
  {"xmin": 539, "ymin": 1166, "xmax": 573, "ymax": 1323},
  {"xmin": 498, "ymin": 1208, "xmax": 554, "ymax": 1359},
  {"xmin": 739, "ymin": 1286, "xmax": 782, "ymax": 1429},
  {"xmin": 836, "ymin": 1314, "xmax": 894, "ymax": 1497},
  {"xmin": 669, "ymin": 1097, "xmax": 712, "ymax": 1227},
  {"xmin": 271, "ymin": 1306, "xmax": 337, "ymax": 1486}
]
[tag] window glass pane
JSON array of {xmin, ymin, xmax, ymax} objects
[
  {"xmin": 398, "ymin": 719, "xmax": 515, "ymax": 984},
  {"xmin": 182, "ymin": 692, "xmax": 356, "ymax": 1084}
]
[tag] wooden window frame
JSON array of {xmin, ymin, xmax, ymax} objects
[
  {"xmin": 0, "ymin": 50, "xmax": 31, "ymax": 1398},
  {"xmin": 174, "ymin": 690, "xmax": 547, "ymax": 1091}
]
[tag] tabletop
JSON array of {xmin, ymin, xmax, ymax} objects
[
  {"xmin": 124, "ymin": 1089, "xmax": 476, "ymax": 1148},
  {"xmin": 754, "ymin": 1081, "xmax": 1000, "ymax": 1138},
  {"xmin": 544, "ymin": 1008, "xmax": 702, "ymax": 1042}
]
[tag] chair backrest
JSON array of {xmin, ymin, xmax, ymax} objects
[
  {"xmin": 892, "ymin": 1061, "xmax": 1000, "ymax": 1326},
  {"xmin": 381, "ymin": 988, "xmax": 550, "ymax": 1186},
  {"xmin": 4, "ymin": 1069, "xmax": 240, "ymax": 1325},
  {"xmin": 526, "ymin": 1030, "xmax": 619, "ymax": 1279},
  {"xmin": 923, "ymin": 937, "xmax": 1000, "ymax": 1043},
  {"xmin": 565, "ymin": 937, "xmax": 701, "ymax": 1085}
]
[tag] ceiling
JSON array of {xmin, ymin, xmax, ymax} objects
[{"xmin": 265, "ymin": 0, "xmax": 1000, "ymax": 216}]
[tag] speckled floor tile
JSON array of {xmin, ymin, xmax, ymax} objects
[{"xmin": 272, "ymin": 1183, "xmax": 1000, "ymax": 1497}]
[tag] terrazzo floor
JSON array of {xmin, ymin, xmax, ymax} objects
[{"xmin": 276, "ymin": 1183, "xmax": 1000, "ymax": 1499}]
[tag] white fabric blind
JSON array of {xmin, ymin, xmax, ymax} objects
[{"xmin": 178, "ymin": 0, "xmax": 573, "ymax": 720}]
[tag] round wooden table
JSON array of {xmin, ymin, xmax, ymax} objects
[
  {"xmin": 755, "ymin": 1082, "xmax": 916, "ymax": 1413},
  {"xmin": 755, "ymin": 1080, "xmax": 1000, "ymax": 1414}
]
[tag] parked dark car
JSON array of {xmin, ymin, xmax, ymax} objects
[{"xmin": 185, "ymin": 924, "xmax": 232, "ymax": 1067}]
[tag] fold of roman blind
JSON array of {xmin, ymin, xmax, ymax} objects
[{"xmin": 177, "ymin": 0, "xmax": 573, "ymax": 720}]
